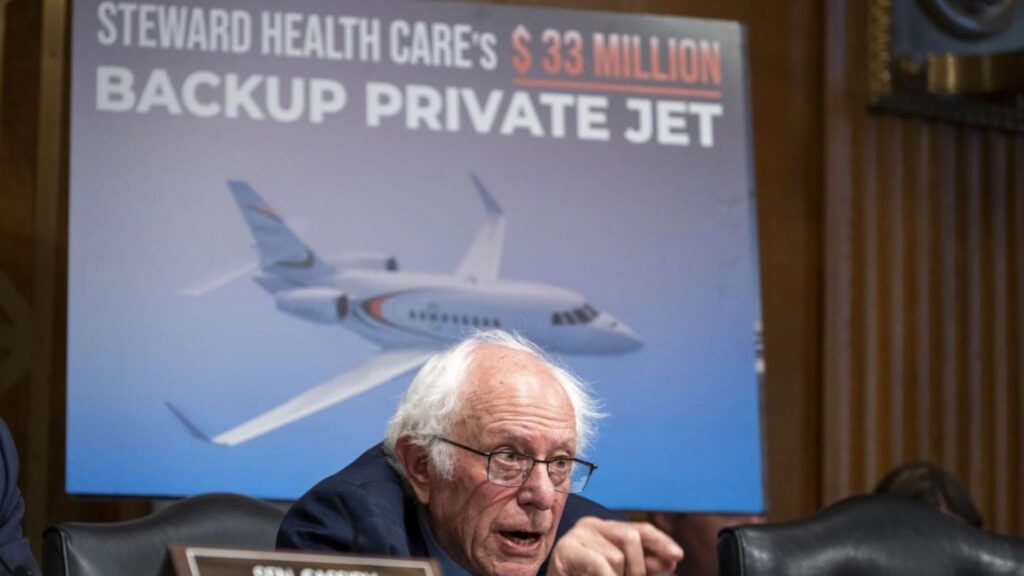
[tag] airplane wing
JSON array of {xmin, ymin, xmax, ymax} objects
[
  {"xmin": 454, "ymin": 173, "xmax": 506, "ymax": 283},
  {"xmin": 171, "ymin": 348, "xmax": 435, "ymax": 446}
]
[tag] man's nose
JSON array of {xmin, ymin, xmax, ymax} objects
[{"xmin": 516, "ymin": 463, "xmax": 557, "ymax": 509}]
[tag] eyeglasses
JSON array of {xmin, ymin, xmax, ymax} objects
[{"xmin": 435, "ymin": 437, "xmax": 597, "ymax": 494}]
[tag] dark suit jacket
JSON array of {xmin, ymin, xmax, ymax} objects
[
  {"xmin": 1, "ymin": 419, "xmax": 39, "ymax": 576},
  {"xmin": 277, "ymin": 444, "xmax": 622, "ymax": 566}
]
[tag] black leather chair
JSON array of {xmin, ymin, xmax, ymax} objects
[
  {"xmin": 718, "ymin": 494, "xmax": 1024, "ymax": 576},
  {"xmin": 43, "ymin": 492, "xmax": 285, "ymax": 576}
]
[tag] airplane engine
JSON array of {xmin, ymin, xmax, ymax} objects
[{"xmin": 274, "ymin": 287, "xmax": 349, "ymax": 324}]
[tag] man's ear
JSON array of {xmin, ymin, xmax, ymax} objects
[{"xmin": 395, "ymin": 435, "xmax": 433, "ymax": 505}]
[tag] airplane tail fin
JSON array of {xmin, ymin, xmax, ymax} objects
[
  {"xmin": 454, "ymin": 173, "xmax": 506, "ymax": 283},
  {"xmin": 227, "ymin": 180, "xmax": 334, "ymax": 289}
]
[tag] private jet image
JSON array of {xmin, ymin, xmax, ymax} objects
[{"xmin": 172, "ymin": 175, "xmax": 642, "ymax": 446}]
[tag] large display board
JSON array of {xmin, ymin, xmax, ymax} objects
[{"xmin": 68, "ymin": 0, "xmax": 763, "ymax": 512}]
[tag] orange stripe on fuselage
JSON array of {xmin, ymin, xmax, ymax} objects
[{"xmin": 363, "ymin": 294, "xmax": 391, "ymax": 324}]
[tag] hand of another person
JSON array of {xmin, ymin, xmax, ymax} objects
[{"xmin": 547, "ymin": 517, "xmax": 684, "ymax": 576}]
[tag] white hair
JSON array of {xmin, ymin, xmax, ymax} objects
[{"xmin": 383, "ymin": 330, "xmax": 603, "ymax": 481}]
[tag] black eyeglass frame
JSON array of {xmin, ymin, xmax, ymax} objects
[{"xmin": 434, "ymin": 436, "xmax": 597, "ymax": 494}]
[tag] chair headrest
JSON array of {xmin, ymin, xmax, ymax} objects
[
  {"xmin": 718, "ymin": 494, "xmax": 1024, "ymax": 576},
  {"xmin": 43, "ymin": 492, "xmax": 286, "ymax": 576}
]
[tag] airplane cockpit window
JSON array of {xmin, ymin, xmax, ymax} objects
[{"xmin": 552, "ymin": 313, "xmax": 563, "ymax": 325}]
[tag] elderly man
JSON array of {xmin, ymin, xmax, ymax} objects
[{"xmin": 278, "ymin": 331, "xmax": 682, "ymax": 575}]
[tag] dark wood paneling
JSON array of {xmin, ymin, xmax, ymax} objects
[{"xmin": 823, "ymin": 0, "xmax": 1023, "ymax": 536}]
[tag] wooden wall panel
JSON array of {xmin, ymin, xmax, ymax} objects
[{"xmin": 824, "ymin": 0, "xmax": 1023, "ymax": 535}]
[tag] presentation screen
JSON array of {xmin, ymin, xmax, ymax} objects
[{"xmin": 68, "ymin": 0, "xmax": 763, "ymax": 512}]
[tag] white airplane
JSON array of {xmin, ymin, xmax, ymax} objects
[{"xmin": 172, "ymin": 175, "xmax": 642, "ymax": 446}]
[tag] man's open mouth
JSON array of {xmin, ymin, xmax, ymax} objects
[{"xmin": 500, "ymin": 530, "xmax": 542, "ymax": 547}]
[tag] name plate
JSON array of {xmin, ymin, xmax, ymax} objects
[{"xmin": 170, "ymin": 546, "xmax": 441, "ymax": 576}]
